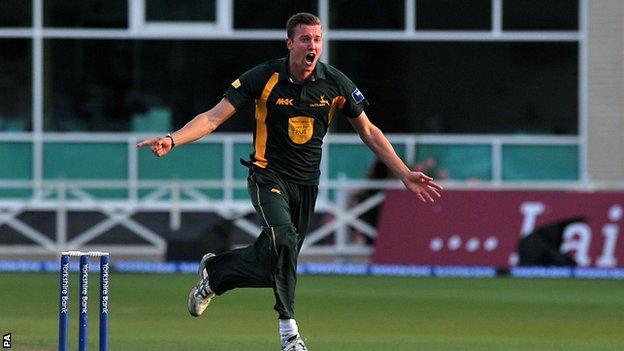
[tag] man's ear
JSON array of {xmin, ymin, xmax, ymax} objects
[{"xmin": 286, "ymin": 37, "xmax": 293, "ymax": 51}]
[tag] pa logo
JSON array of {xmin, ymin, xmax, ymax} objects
[{"xmin": 2, "ymin": 333, "xmax": 10, "ymax": 348}]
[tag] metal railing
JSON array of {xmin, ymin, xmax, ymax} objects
[{"xmin": 0, "ymin": 132, "xmax": 596, "ymax": 259}]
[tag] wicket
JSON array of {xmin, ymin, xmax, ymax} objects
[{"xmin": 58, "ymin": 251, "xmax": 109, "ymax": 351}]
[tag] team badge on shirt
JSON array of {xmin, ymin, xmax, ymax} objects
[
  {"xmin": 351, "ymin": 88, "xmax": 365, "ymax": 104},
  {"xmin": 231, "ymin": 79, "xmax": 241, "ymax": 89},
  {"xmin": 310, "ymin": 95, "xmax": 331, "ymax": 107}
]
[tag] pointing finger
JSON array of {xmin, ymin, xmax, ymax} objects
[{"xmin": 136, "ymin": 138, "xmax": 156, "ymax": 147}]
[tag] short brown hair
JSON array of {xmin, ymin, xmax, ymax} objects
[{"xmin": 286, "ymin": 12, "xmax": 321, "ymax": 39}]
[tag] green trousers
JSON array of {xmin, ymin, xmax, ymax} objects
[{"xmin": 205, "ymin": 167, "xmax": 318, "ymax": 319}]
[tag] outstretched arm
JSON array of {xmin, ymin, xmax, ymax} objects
[
  {"xmin": 136, "ymin": 98, "xmax": 236, "ymax": 157},
  {"xmin": 348, "ymin": 111, "xmax": 443, "ymax": 202}
]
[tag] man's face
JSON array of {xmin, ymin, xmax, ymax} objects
[{"xmin": 286, "ymin": 24, "xmax": 323, "ymax": 74}]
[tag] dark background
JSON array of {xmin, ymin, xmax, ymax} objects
[{"xmin": 1, "ymin": 0, "xmax": 579, "ymax": 135}]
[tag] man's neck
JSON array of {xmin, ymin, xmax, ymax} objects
[{"xmin": 288, "ymin": 60, "xmax": 313, "ymax": 84}]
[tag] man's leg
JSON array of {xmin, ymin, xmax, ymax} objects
[
  {"xmin": 188, "ymin": 169, "xmax": 291, "ymax": 317},
  {"xmin": 188, "ymin": 219, "xmax": 280, "ymax": 316},
  {"xmin": 273, "ymin": 182, "xmax": 318, "ymax": 318},
  {"xmin": 291, "ymin": 183, "xmax": 318, "ymax": 253},
  {"xmin": 277, "ymin": 183, "xmax": 317, "ymax": 350},
  {"xmin": 271, "ymin": 222, "xmax": 300, "ymax": 319},
  {"xmin": 205, "ymin": 168, "xmax": 294, "ymax": 297},
  {"xmin": 204, "ymin": 231, "xmax": 276, "ymax": 293}
]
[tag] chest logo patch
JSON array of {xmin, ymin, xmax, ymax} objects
[
  {"xmin": 310, "ymin": 95, "xmax": 331, "ymax": 107},
  {"xmin": 288, "ymin": 116, "xmax": 314, "ymax": 144},
  {"xmin": 276, "ymin": 98, "xmax": 294, "ymax": 106}
]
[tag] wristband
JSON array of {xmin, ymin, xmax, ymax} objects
[{"xmin": 166, "ymin": 133, "xmax": 176, "ymax": 148}]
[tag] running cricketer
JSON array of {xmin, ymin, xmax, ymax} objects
[{"xmin": 137, "ymin": 12, "xmax": 443, "ymax": 351}]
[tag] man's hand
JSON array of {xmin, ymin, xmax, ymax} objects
[
  {"xmin": 136, "ymin": 136, "xmax": 173, "ymax": 157},
  {"xmin": 402, "ymin": 171, "xmax": 443, "ymax": 203}
]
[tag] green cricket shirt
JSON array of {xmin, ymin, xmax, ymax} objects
[{"xmin": 224, "ymin": 56, "xmax": 368, "ymax": 185}]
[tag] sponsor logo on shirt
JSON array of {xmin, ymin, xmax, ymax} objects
[
  {"xmin": 288, "ymin": 116, "xmax": 314, "ymax": 144},
  {"xmin": 276, "ymin": 98, "xmax": 294, "ymax": 106},
  {"xmin": 351, "ymin": 88, "xmax": 365, "ymax": 104}
]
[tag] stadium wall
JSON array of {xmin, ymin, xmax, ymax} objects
[
  {"xmin": 374, "ymin": 189, "xmax": 624, "ymax": 269},
  {"xmin": 3, "ymin": 1, "xmax": 624, "ymax": 263},
  {"xmin": 588, "ymin": 0, "xmax": 624, "ymax": 181}
]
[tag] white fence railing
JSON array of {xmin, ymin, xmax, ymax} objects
[{"xmin": 1, "ymin": 132, "xmax": 604, "ymax": 259}]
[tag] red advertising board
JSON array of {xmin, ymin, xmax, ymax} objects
[{"xmin": 373, "ymin": 189, "xmax": 624, "ymax": 268}]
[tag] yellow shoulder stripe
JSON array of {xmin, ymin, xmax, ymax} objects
[
  {"xmin": 253, "ymin": 72, "xmax": 280, "ymax": 168},
  {"xmin": 328, "ymin": 96, "xmax": 346, "ymax": 124}
]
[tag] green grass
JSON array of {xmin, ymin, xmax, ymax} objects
[{"xmin": 1, "ymin": 273, "xmax": 623, "ymax": 350}]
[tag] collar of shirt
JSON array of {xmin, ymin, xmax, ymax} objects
[{"xmin": 280, "ymin": 55, "xmax": 326, "ymax": 83}]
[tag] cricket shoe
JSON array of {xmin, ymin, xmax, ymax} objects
[
  {"xmin": 281, "ymin": 334, "xmax": 308, "ymax": 351},
  {"xmin": 187, "ymin": 252, "xmax": 216, "ymax": 317}
]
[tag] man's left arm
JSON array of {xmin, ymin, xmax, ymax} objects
[{"xmin": 348, "ymin": 111, "xmax": 443, "ymax": 202}]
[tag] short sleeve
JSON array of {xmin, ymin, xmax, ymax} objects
[
  {"xmin": 336, "ymin": 73, "xmax": 368, "ymax": 119},
  {"xmin": 223, "ymin": 64, "xmax": 270, "ymax": 111}
]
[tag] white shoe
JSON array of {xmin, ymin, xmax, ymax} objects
[
  {"xmin": 281, "ymin": 334, "xmax": 308, "ymax": 351},
  {"xmin": 187, "ymin": 253, "xmax": 216, "ymax": 317}
]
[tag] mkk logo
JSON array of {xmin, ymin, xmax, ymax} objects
[
  {"xmin": 3, "ymin": 333, "xmax": 10, "ymax": 348},
  {"xmin": 276, "ymin": 98, "xmax": 294, "ymax": 106}
]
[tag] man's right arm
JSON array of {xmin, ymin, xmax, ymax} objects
[
  {"xmin": 170, "ymin": 98, "xmax": 236, "ymax": 146},
  {"xmin": 136, "ymin": 98, "xmax": 236, "ymax": 157},
  {"xmin": 137, "ymin": 63, "xmax": 268, "ymax": 157}
]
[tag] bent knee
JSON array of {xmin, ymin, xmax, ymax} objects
[{"xmin": 266, "ymin": 223, "xmax": 298, "ymax": 249}]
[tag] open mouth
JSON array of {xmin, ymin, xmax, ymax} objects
[{"xmin": 305, "ymin": 53, "xmax": 316, "ymax": 65}]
